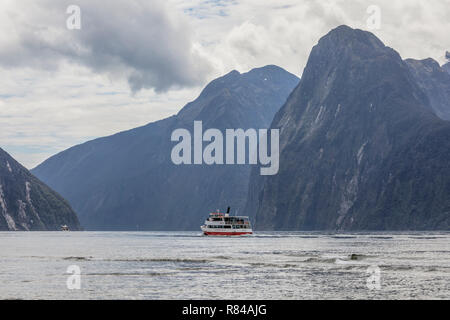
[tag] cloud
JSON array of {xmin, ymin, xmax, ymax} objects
[
  {"xmin": 0, "ymin": 0, "xmax": 213, "ymax": 93},
  {"xmin": 0, "ymin": 63, "xmax": 203, "ymax": 168},
  {"xmin": 180, "ymin": 0, "xmax": 450, "ymax": 76}
]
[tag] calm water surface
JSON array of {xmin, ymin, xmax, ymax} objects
[{"xmin": 0, "ymin": 231, "xmax": 448, "ymax": 299}]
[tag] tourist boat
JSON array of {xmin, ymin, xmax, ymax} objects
[
  {"xmin": 200, "ymin": 207, "xmax": 253, "ymax": 236},
  {"xmin": 60, "ymin": 225, "xmax": 69, "ymax": 231}
]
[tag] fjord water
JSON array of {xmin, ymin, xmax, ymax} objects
[{"xmin": 0, "ymin": 232, "xmax": 448, "ymax": 299}]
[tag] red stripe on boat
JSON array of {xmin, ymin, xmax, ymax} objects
[{"xmin": 204, "ymin": 231, "xmax": 252, "ymax": 236}]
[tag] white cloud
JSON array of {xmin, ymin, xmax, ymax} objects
[
  {"xmin": 0, "ymin": 63, "xmax": 203, "ymax": 168},
  {"xmin": 0, "ymin": 0, "xmax": 213, "ymax": 92},
  {"xmin": 178, "ymin": 0, "xmax": 450, "ymax": 76}
]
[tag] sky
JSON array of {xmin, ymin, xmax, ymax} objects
[{"xmin": 0, "ymin": 0, "xmax": 449, "ymax": 168}]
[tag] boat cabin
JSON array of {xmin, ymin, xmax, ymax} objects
[{"xmin": 207, "ymin": 212, "xmax": 251, "ymax": 226}]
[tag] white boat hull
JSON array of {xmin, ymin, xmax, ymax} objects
[{"xmin": 201, "ymin": 225, "xmax": 252, "ymax": 236}]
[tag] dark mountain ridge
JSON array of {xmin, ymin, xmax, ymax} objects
[
  {"xmin": 405, "ymin": 58, "xmax": 450, "ymax": 120},
  {"xmin": 443, "ymin": 62, "xmax": 450, "ymax": 74},
  {"xmin": 246, "ymin": 25, "xmax": 450, "ymax": 230},
  {"xmin": 0, "ymin": 148, "xmax": 80, "ymax": 230}
]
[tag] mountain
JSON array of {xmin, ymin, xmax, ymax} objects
[
  {"xmin": 246, "ymin": 25, "xmax": 450, "ymax": 231},
  {"xmin": 405, "ymin": 58, "xmax": 450, "ymax": 120},
  {"xmin": 32, "ymin": 65, "xmax": 299, "ymax": 230},
  {"xmin": 443, "ymin": 62, "xmax": 450, "ymax": 74},
  {"xmin": 0, "ymin": 148, "xmax": 80, "ymax": 230}
]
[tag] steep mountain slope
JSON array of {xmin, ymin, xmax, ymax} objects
[
  {"xmin": 406, "ymin": 58, "xmax": 450, "ymax": 120},
  {"xmin": 246, "ymin": 26, "xmax": 450, "ymax": 231},
  {"xmin": 33, "ymin": 65, "xmax": 299, "ymax": 230},
  {"xmin": 0, "ymin": 148, "xmax": 80, "ymax": 230}
]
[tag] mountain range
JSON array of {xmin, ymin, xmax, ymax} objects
[
  {"xmin": 32, "ymin": 66, "xmax": 299, "ymax": 230},
  {"xmin": 29, "ymin": 26, "xmax": 450, "ymax": 231}
]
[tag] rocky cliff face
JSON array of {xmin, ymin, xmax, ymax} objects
[
  {"xmin": 405, "ymin": 58, "xmax": 450, "ymax": 120},
  {"xmin": 0, "ymin": 148, "xmax": 80, "ymax": 230},
  {"xmin": 246, "ymin": 26, "xmax": 450, "ymax": 231},
  {"xmin": 33, "ymin": 65, "xmax": 299, "ymax": 230}
]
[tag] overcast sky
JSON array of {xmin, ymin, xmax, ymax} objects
[{"xmin": 1, "ymin": 0, "xmax": 449, "ymax": 168}]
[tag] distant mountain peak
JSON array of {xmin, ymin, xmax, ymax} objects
[
  {"xmin": 247, "ymin": 64, "xmax": 291, "ymax": 74},
  {"xmin": 299, "ymin": 25, "xmax": 403, "ymax": 93},
  {"xmin": 177, "ymin": 65, "xmax": 299, "ymax": 123},
  {"xmin": 224, "ymin": 69, "xmax": 241, "ymax": 77},
  {"xmin": 317, "ymin": 25, "xmax": 386, "ymax": 52},
  {"xmin": 406, "ymin": 57, "xmax": 440, "ymax": 70}
]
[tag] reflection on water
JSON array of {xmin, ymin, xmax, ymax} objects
[{"xmin": 0, "ymin": 231, "xmax": 448, "ymax": 299}]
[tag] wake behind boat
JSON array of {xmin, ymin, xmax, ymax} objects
[{"xmin": 201, "ymin": 207, "xmax": 253, "ymax": 236}]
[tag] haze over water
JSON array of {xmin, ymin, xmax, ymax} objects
[{"xmin": 0, "ymin": 231, "xmax": 448, "ymax": 299}]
